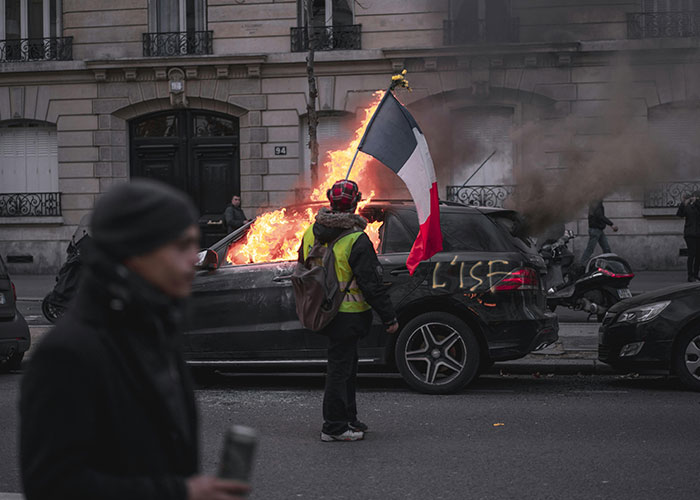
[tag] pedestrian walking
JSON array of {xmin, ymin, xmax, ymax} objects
[
  {"xmin": 299, "ymin": 180, "xmax": 398, "ymax": 442},
  {"xmin": 580, "ymin": 199, "xmax": 619, "ymax": 264},
  {"xmin": 20, "ymin": 179, "xmax": 249, "ymax": 500},
  {"xmin": 223, "ymin": 194, "xmax": 249, "ymax": 233},
  {"xmin": 677, "ymin": 191, "xmax": 700, "ymax": 282}
]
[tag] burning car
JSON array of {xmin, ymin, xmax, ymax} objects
[{"xmin": 185, "ymin": 200, "xmax": 558, "ymax": 394}]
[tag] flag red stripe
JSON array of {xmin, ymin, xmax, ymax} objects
[{"xmin": 406, "ymin": 182, "xmax": 442, "ymax": 275}]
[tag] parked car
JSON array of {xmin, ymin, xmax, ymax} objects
[
  {"xmin": 186, "ymin": 201, "xmax": 558, "ymax": 394},
  {"xmin": 0, "ymin": 255, "xmax": 31, "ymax": 372},
  {"xmin": 599, "ymin": 282, "xmax": 700, "ymax": 391}
]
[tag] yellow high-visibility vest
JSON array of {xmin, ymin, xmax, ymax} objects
[{"xmin": 301, "ymin": 224, "xmax": 371, "ymax": 313}]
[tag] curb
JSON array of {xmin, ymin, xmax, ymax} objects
[{"xmin": 493, "ymin": 355, "xmax": 614, "ymax": 375}]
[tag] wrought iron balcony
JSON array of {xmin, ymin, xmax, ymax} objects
[
  {"xmin": 443, "ymin": 17, "xmax": 519, "ymax": 45},
  {"xmin": 446, "ymin": 185, "xmax": 515, "ymax": 208},
  {"xmin": 290, "ymin": 24, "xmax": 361, "ymax": 52},
  {"xmin": 0, "ymin": 37, "xmax": 72, "ymax": 62},
  {"xmin": 627, "ymin": 11, "xmax": 700, "ymax": 39},
  {"xmin": 0, "ymin": 192, "xmax": 61, "ymax": 217},
  {"xmin": 143, "ymin": 31, "xmax": 213, "ymax": 57},
  {"xmin": 644, "ymin": 181, "xmax": 700, "ymax": 208}
]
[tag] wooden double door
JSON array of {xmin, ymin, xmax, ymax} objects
[{"xmin": 130, "ymin": 110, "xmax": 240, "ymax": 248}]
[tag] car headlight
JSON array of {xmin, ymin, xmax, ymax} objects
[{"xmin": 616, "ymin": 300, "xmax": 671, "ymax": 324}]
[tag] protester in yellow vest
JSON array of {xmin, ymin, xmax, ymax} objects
[{"xmin": 300, "ymin": 179, "xmax": 398, "ymax": 442}]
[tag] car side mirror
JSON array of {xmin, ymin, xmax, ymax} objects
[{"xmin": 195, "ymin": 249, "xmax": 218, "ymax": 271}]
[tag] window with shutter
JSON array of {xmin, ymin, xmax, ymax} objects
[
  {"xmin": 451, "ymin": 107, "xmax": 514, "ymax": 187},
  {"xmin": 0, "ymin": 122, "xmax": 58, "ymax": 194},
  {"xmin": 300, "ymin": 113, "xmax": 355, "ymax": 184}
]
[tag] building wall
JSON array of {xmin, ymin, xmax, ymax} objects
[{"xmin": 1, "ymin": 0, "xmax": 698, "ymax": 273}]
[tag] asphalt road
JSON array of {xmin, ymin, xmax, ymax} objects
[{"xmin": 2, "ymin": 371, "xmax": 700, "ymax": 500}]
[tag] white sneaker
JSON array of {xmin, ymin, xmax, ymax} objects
[{"xmin": 320, "ymin": 429, "xmax": 364, "ymax": 442}]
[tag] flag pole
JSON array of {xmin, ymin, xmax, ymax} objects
[{"xmin": 344, "ymin": 80, "xmax": 399, "ymax": 180}]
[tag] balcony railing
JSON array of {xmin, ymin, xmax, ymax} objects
[
  {"xmin": 446, "ymin": 185, "xmax": 515, "ymax": 208},
  {"xmin": 143, "ymin": 31, "xmax": 213, "ymax": 57},
  {"xmin": 0, "ymin": 37, "xmax": 72, "ymax": 62},
  {"xmin": 290, "ymin": 24, "xmax": 362, "ymax": 52},
  {"xmin": 627, "ymin": 11, "xmax": 700, "ymax": 39},
  {"xmin": 443, "ymin": 18, "xmax": 519, "ymax": 45},
  {"xmin": 644, "ymin": 181, "xmax": 700, "ymax": 208},
  {"xmin": 0, "ymin": 192, "xmax": 61, "ymax": 217}
]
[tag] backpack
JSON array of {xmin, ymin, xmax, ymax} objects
[{"xmin": 292, "ymin": 229, "xmax": 358, "ymax": 332}]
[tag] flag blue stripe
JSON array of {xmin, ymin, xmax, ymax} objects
[{"xmin": 358, "ymin": 91, "xmax": 418, "ymax": 174}]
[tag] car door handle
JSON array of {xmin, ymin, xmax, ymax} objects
[
  {"xmin": 390, "ymin": 268, "xmax": 410, "ymax": 276},
  {"xmin": 273, "ymin": 275, "xmax": 292, "ymax": 282}
]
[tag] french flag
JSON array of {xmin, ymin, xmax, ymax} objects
[{"xmin": 358, "ymin": 91, "xmax": 443, "ymax": 274}]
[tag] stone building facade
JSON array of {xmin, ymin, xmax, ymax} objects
[{"xmin": 1, "ymin": 0, "xmax": 699, "ymax": 273}]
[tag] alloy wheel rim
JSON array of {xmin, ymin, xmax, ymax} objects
[
  {"xmin": 684, "ymin": 334, "xmax": 700, "ymax": 381},
  {"xmin": 404, "ymin": 322, "xmax": 467, "ymax": 386}
]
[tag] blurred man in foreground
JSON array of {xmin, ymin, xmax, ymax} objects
[{"xmin": 20, "ymin": 179, "xmax": 249, "ymax": 500}]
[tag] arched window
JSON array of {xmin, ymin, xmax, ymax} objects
[{"xmin": 0, "ymin": 120, "xmax": 58, "ymax": 194}]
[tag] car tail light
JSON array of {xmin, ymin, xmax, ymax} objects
[
  {"xmin": 597, "ymin": 267, "xmax": 634, "ymax": 279},
  {"xmin": 11, "ymin": 282, "xmax": 16, "ymax": 302},
  {"xmin": 494, "ymin": 268, "xmax": 538, "ymax": 291}
]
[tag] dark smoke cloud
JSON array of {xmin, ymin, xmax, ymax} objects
[{"xmin": 506, "ymin": 58, "xmax": 687, "ymax": 234}]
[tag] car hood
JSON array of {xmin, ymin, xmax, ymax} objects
[{"xmin": 609, "ymin": 282, "xmax": 700, "ymax": 313}]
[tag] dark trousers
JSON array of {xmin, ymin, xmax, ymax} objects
[
  {"xmin": 322, "ymin": 310, "xmax": 372, "ymax": 435},
  {"xmin": 581, "ymin": 227, "xmax": 612, "ymax": 264},
  {"xmin": 685, "ymin": 236, "xmax": 700, "ymax": 278}
]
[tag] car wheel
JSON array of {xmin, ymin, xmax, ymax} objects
[
  {"xmin": 0, "ymin": 351, "xmax": 24, "ymax": 373},
  {"xmin": 42, "ymin": 295, "xmax": 65, "ymax": 324},
  {"xmin": 394, "ymin": 312, "xmax": 480, "ymax": 394},
  {"xmin": 673, "ymin": 328, "xmax": 700, "ymax": 392}
]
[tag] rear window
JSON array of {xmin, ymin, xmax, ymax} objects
[{"xmin": 440, "ymin": 212, "xmax": 513, "ymax": 252}]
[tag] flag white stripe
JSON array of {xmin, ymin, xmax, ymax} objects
[{"xmin": 396, "ymin": 129, "xmax": 435, "ymax": 225}]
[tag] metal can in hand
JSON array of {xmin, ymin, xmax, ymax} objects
[{"xmin": 217, "ymin": 425, "xmax": 258, "ymax": 484}]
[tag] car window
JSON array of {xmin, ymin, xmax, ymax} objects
[
  {"xmin": 382, "ymin": 214, "xmax": 416, "ymax": 254},
  {"xmin": 441, "ymin": 212, "xmax": 513, "ymax": 252}
]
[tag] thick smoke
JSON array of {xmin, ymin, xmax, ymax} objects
[{"xmin": 506, "ymin": 59, "xmax": 688, "ymax": 235}]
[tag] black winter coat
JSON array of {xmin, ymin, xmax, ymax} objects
[
  {"xmin": 677, "ymin": 199, "xmax": 700, "ymax": 237},
  {"xmin": 224, "ymin": 205, "xmax": 247, "ymax": 233},
  {"xmin": 588, "ymin": 200, "xmax": 614, "ymax": 230},
  {"xmin": 20, "ymin": 255, "xmax": 198, "ymax": 500}
]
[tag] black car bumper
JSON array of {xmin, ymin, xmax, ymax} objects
[
  {"xmin": 488, "ymin": 312, "xmax": 559, "ymax": 361},
  {"xmin": 0, "ymin": 312, "xmax": 31, "ymax": 362},
  {"xmin": 598, "ymin": 319, "xmax": 673, "ymax": 372}
]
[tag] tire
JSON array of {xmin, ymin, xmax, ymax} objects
[
  {"xmin": 0, "ymin": 351, "xmax": 24, "ymax": 373},
  {"xmin": 673, "ymin": 327, "xmax": 700, "ymax": 392},
  {"xmin": 42, "ymin": 295, "xmax": 65, "ymax": 324},
  {"xmin": 394, "ymin": 312, "xmax": 480, "ymax": 394}
]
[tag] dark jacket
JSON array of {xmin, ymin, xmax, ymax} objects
[
  {"xmin": 224, "ymin": 205, "xmax": 247, "ymax": 233},
  {"xmin": 306, "ymin": 208, "xmax": 396, "ymax": 325},
  {"xmin": 677, "ymin": 199, "xmax": 700, "ymax": 238},
  {"xmin": 20, "ymin": 251, "xmax": 198, "ymax": 500},
  {"xmin": 588, "ymin": 200, "xmax": 614, "ymax": 230}
]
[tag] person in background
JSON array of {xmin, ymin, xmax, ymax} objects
[
  {"xmin": 20, "ymin": 179, "xmax": 249, "ymax": 500},
  {"xmin": 677, "ymin": 191, "xmax": 700, "ymax": 282},
  {"xmin": 580, "ymin": 199, "xmax": 619, "ymax": 265},
  {"xmin": 299, "ymin": 179, "xmax": 398, "ymax": 442},
  {"xmin": 224, "ymin": 195, "xmax": 249, "ymax": 233}
]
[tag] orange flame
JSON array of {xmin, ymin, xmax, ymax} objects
[{"xmin": 227, "ymin": 91, "xmax": 385, "ymax": 265}]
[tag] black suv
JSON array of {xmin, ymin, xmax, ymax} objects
[{"xmin": 186, "ymin": 201, "xmax": 558, "ymax": 394}]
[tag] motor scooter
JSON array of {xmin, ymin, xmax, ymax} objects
[
  {"xmin": 539, "ymin": 230, "xmax": 634, "ymax": 321},
  {"xmin": 42, "ymin": 215, "xmax": 90, "ymax": 323}
]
